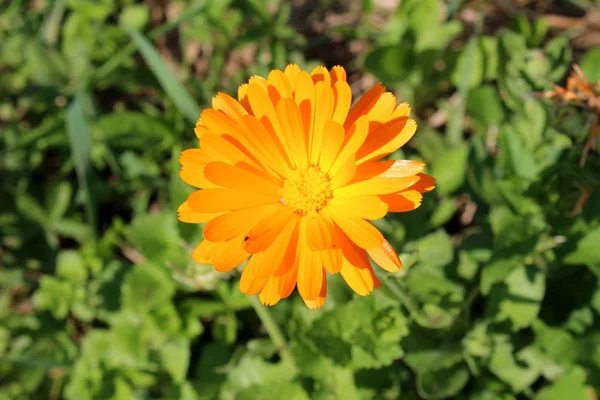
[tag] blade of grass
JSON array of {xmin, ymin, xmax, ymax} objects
[
  {"xmin": 41, "ymin": 0, "xmax": 65, "ymax": 46},
  {"xmin": 66, "ymin": 95, "xmax": 96, "ymax": 234},
  {"xmin": 125, "ymin": 26, "xmax": 202, "ymax": 123},
  {"xmin": 95, "ymin": 2, "xmax": 208, "ymax": 80}
]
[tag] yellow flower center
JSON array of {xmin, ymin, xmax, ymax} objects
[{"xmin": 280, "ymin": 166, "xmax": 333, "ymax": 216}]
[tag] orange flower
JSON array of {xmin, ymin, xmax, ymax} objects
[{"xmin": 178, "ymin": 64, "xmax": 435, "ymax": 309}]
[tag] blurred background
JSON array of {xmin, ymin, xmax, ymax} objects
[{"xmin": 1, "ymin": 0, "xmax": 600, "ymax": 399}]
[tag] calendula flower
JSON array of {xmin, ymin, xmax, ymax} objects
[{"xmin": 178, "ymin": 64, "xmax": 434, "ymax": 309}]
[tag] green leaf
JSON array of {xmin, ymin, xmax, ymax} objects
[
  {"xmin": 125, "ymin": 27, "xmax": 201, "ymax": 123},
  {"xmin": 564, "ymin": 228, "xmax": 600, "ymax": 266},
  {"xmin": 417, "ymin": 363, "xmax": 470, "ymax": 400},
  {"xmin": 430, "ymin": 143, "xmax": 469, "ymax": 195},
  {"xmin": 580, "ymin": 47, "xmax": 600, "ymax": 82},
  {"xmin": 66, "ymin": 95, "xmax": 96, "ymax": 230},
  {"xmin": 92, "ymin": 111, "xmax": 172, "ymax": 149},
  {"xmin": 126, "ymin": 212, "xmax": 185, "ymax": 265},
  {"xmin": 489, "ymin": 339, "xmax": 544, "ymax": 393},
  {"xmin": 535, "ymin": 367, "xmax": 589, "ymax": 400},
  {"xmin": 532, "ymin": 321, "xmax": 580, "ymax": 369},
  {"xmin": 34, "ymin": 277, "xmax": 73, "ymax": 319},
  {"xmin": 493, "ymin": 265, "xmax": 545, "ymax": 330},
  {"xmin": 119, "ymin": 5, "xmax": 149, "ymax": 30},
  {"xmin": 414, "ymin": 230, "xmax": 455, "ymax": 269},
  {"xmin": 47, "ymin": 182, "xmax": 73, "ymax": 221},
  {"xmin": 451, "ymin": 37, "xmax": 485, "ymax": 90},
  {"xmin": 429, "ymin": 197, "xmax": 457, "ymax": 228},
  {"xmin": 299, "ymin": 296, "xmax": 409, "ymax": 369},
  {"xmin": 159, "ymin": 339, "xmax": 190, "ymax": 383},
  {"xmin": 467, "ymin": 85, "xmax": 506, "ymax": 126},
  {"xmin": 500, "ymin": 126, "xmax": 538, "ymax": 180},
  {"xmin": 364, "ymin": 43, "xmax": 411, "ymax": 84},
  {"xmin": 56, "ymin": 250, "xmax": 87, "ymax": 283}
]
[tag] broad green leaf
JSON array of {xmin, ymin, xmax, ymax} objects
[
  {"xmin": 125, "ymin": 27, "xmax": 201, "ymax": 123},
  {"xmin": 121, "ymin": 263, "xmax": 175, "ymax": 312},
  {"xmin": 535, "ymin": 367, "xmax": 589, "ymax": 400},
  {"xmin": 580, "ymin": 47, "xmax": 600, "ymax": 81},
  {"xmin": 467, "ymin": 85, "xmax": 506, "ymax": 126},
  {"xmin": 417, "ymin": 363, "xmax": 470, "ymax": 400},
  {"xmin": 451, "ymin": 37, "xmax": 485, "ymax": 90},
  {"xmin": 414, "ymin": 230, "xmax": 455, "ymax": 269},
  {"xmin": 493, "ymin": 265, "xmax": 545, "ymax": 330},
  {"xmin": 500, "ymin": 126, "xmax": 538, "ymax": 180},
  {"xmin": 119, "ymin": 5, "xmax": 149, "ymax": 30},
  {"xmin": 429, "ymin": 197, "xmax": 457, "ymax": 228},
  {"xmin": 56, "ymin": 250, "xmax": 87, "ymax": 283},
  {"xmin": 33, "ymin": 277, "xmax": 73, "ymax": 319},
  {"xmin": 564, "ymin": 228, "xmax": 600, "ymax": 266},
  {"xmin": 430, "ymin": 143, "xmax": 469, "ymax": 195},
  {"xmin": 125, "ymin": 212, "xmax": 184, "ymax": 265},
  {"xmin": 489, "ymin": 339, "xmax": 544, "ymax": 393},
  {"xmin": 364, "ymin": 43, "xmax": 411, "ymax": 84},
  {"xmin": 160, "ymin": 339, "xmax": 190, "ymax": 383}
]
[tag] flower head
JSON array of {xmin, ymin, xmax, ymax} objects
[{"xmin": 178, "ymin": 64, "xmax": 435, "ymax": 309}]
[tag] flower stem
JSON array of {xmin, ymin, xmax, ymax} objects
[{"xmin": 249, "ymin": 296, "xmax": 297, "ymax": 372}]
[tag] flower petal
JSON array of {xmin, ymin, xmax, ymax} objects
[
  {"xmin": 367, "ymin": 92, "xmax": 396, "ymax": 123},
  {"xmin": 212, "ymin": 92, "xmax": 248, "ymax": 119},
  {"xmin": 318, "ymin": 120, "xmax": 345, "ymax": 172},
  {"xmin": 340, "ymin": 261, "xmax": 376, "ymax": 296},
  {"xmin": 329, "ymin": 154, "xmax": 356, "ymax": 189},
  {"xmin": 294, "ymin": 72, "xmax": 316, "ymax": 162},
  {"xmin": 325, "ymin": 207, "xmax": 384, "ymax": 250},
  {"xmin": 344, "ymin": 83, "xmax": 385, "ymax": 130},
  {"xmin": 268, "ymin": 69, "xmax": 292, "ymax": 101},
  {"xmin": 244, "ymin": 207, "xmax": 296, "ymax": 254},
  {"xmin": 329, "ymin": 195, "xmax": 388, "ymax": 220},
  {"xmin": 379, "ymin": 190, "xmax": 423, "ymax": 212},
  {"xmin": 332, "ymin": 81, "xmax": 351, "ymax": 125},
  {"xmin": 296, "ymin": 219, "xmax": 324, "ymax": 300},
  {"xmin": 410, "ymin": 173, "xmax": 436, "ymax": 193},
  {"xmin": 177, "ymin": 201, "xmax": 222, "ymax": 223},
  {"xmin": 311, "ymin": 65, "xmax": 331, "ymax": 86},
  {"xmin": 328, "ymin": 116, "xmax": 368, "ymax": 177},
  {"xmin": 277, "ymin": 260, "xmax": 298, "ymax": 298},
  {"xmin": 211, "ymin": 236, "xmax": 250, "ymax": 272},
  {"xmin": 276, "ymin": 98, "xmax": 308, "ymax": 167},
  {"xmin": 334, "ymin": 175, "xmax": 420, "ymax": 197},
  {"xmin": 239, "ymin": 114, "xmax": 292, "ymax": 175},
  {"xmin": 192, "ymin": 240, "xmax": 217, "ymax": 265},
  {"xmin": 203, "ymin": 162, "xmax": 282, "ymax": 194},
  {"xmin": 312, "ymin": 81, "xmax": 334, "ymax": 164},
  {"xmin": 330, "ymin": 65, "xmax": 347, "ymax": 83},
  {"xmin": 259, "ymin": 277, "xmax": 282, "ymax": 306},
  {"xmin": 187, "ymin": 189, "xmax": 280, "ymax": 213},
  {"xmin": 256, "ymin": 214, "xmax": 300, "ymax": 277},
  {"xmin": 303, "ymin": 269, "xmax": 327, "ymax": 309},
  {"xmin": 357, "ymin": 118, "xmax": 417, "ymax": 164},
  {"xmin": 203, "ymin": 203, "xmax": 283, "ymax": 242},
  {"xmin": 306, "ymin": 214, "xmax": 333, "ymax": 250},
  {"xmin": 284, "ymin": 64, "xmax": 302, "ymax": 87},
  {"xmin": 354, "ymin": 160, "xmax": 426, "ymax": 181},
  {"xmin": 321, "ymin": 248, "xmax": 342, "ymax": 274},
  {"xmin": 240, "ymin": 254, "xmax": 268, "ymax": 295},
  {"xmin": 200, "ymin": 134, "xmax": 254, "ymax": 165},
  {"xmin": 367, "ymin": 239, "xmax": 402, "ymax": 272},
  {"xmin": 247, "ymin": 83, "xmax": 295, "ymax": 167}
]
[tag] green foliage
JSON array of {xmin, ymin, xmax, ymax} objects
[{"xmin": 1, "ymin": 1, "xmax": 600, "ymax": 399}]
